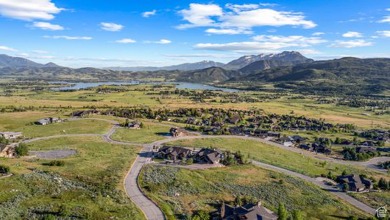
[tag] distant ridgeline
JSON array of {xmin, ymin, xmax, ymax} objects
[{"xmin": 1, "ymin": 52, "xmax": 389, "ymax": 95}]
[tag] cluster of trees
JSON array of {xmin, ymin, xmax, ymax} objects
[
  {"xmin": 358, "ymin": 129, "xmax": 389, "ymax": 141},
  {"xmin": 221, "ymin": 151, "xmax": 249, "ymax": 166},
  {"xmin": 378, "ymin": 178, "xmax": 390, "ymax": 190},
  {"xmin": 342, "ymin": 147, "xmax": 380, "ymax": 161},
  {"xmin": 336, "ymin": 97, "xmax": 390, "ymax": 110},
  {"xmin": 277, "ymin": 203, "xmax": 304, "ymax": 220}
]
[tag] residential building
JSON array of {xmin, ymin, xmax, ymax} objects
[{"xmin": 213, "ymin": 202, "xmax": 278, "ymax": 220}]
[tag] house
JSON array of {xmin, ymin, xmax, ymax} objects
[
  {"xmin": 312, "ymin": 143, "xmax": 332, "ymax": 154},
  {"xmin": 170, "ymin": 127, "xmax": 186, "ymax": 137},
  {"xmin": 290, "ymin": 135, "xmax": 306, "ymax": 144},
  {"xmin": 229, "ymin": 127, "xmax": 243, "ymax": 136},
  {"xmin": 337, "ymin": 174, "xmax": 373, "ymax": 192},
  {"xmin": 157, "ymin": 146, "xmax": 193, "ymax": 161},
  {"xmin": 213, "ymin": 202, "xmax": 278, "ymax": 220},
  {"xmin": 253, "ymin": 129, "xmax": 268, "ymax": 137},
  {"xmin": 299, "ymin": 144, "xmax": 312, "ymax": 151},
  {"xmin": 35, "ymin": 118, "xmax": 51, "ymax": 125},
  {"xmin": 356, "ymin": 146, "xmax": 377, "ymax": 154},
  {"xmin": 267, "ymin": 132, "xmax": 281, "ymax": 138},
  {"xmin": 229, "ymin": 114, "xmax": 241, "ymax": 124},
  {"xmin": 127, "ymin": 121, "xmax": 141, "ymax": 129},
  {"xmin": 35, "ymin": 117, "xmax": 63, "ymax": 125},
  {"xmin": 278, "ymin": 136, "xmax": 294, "ymax": 147},
  {"xmin": 0, "ymin": 132, "xmax": 23, "ymax": 140},
  {"xmin": 195, "ymin": 148, "xmax": 223, "ymax": 164},
  {"xmin": 0, "ymin": 143, "xmax": 17, "ymax": 158}
]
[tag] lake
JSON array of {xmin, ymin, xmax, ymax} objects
[{"xmin": 52, "ymin": 81, "xmax": 239, "ymax": 92}]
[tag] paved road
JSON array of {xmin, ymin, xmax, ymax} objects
[
  {"xmin": 250, "ymin": 160, "xmax": 376, "ymax": 215},
  {"xmin": 124, "ymin": 144, "xmax": 165, "ymax": 220}
]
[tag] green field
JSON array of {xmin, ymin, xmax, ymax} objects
[
  {"xmin": 0, "ymin": 84, "xmax": 388, "ymax": 129},
  {"xmin": 110, "ymin": 122, "xmax": 170, "ymax": 144},
  {"xmin": 165, "ymin": 138, "xmax": 385, "ymax": 178},
  {"xmin": 349, "ymin": 192, "xmax": 390, "ymax": 209},
  {"xmin": 0, "ymin": 136, "xmax": 144, "ymax": 219},
  {"xmin": 0, "ymin": 112, "xmax": 113, "ymax": 138},
  {"xmin": 139, "ymin": 165, "xmax": 369, "ymax": 220}
]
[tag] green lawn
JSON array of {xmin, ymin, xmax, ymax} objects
[
  {"xmin": 166, "ymin": 138, "xmax": 383, "ymax": 178},
  {"xmin": 110, "ymin": 122, "xmax": 170, "ymax": 144},
  {"xmin": 0, "ymin": 136, "xmax": 144, "ymax": 220},
  {"xmin": 139, "ymin": 165, "xmax": 369, "ymax": 220},
  {"xmin": 349, "ymin": 192, "xmax": 390, "ymax": 209},
  {"xmin": 0, "ymin": 112, "xmax": 113, "ymax": 138}
]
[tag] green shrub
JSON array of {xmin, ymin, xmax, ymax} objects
[
  {"xmin": 15, "ymin": 143, "xmax": 28, "ymax": 156},
  {"xmin": 0, "ymin": 165, "xmax": 10, "ymax": 174},
  {"xmin": 44, "ymin": 160, "xmax": 65, "ymax": 167}
]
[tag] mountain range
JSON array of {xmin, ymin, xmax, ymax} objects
[
  {"xmin": 106, "ymin": 51, "xmax": 312, "ymax": 72},
  {"xmin": 0, "ymin": 52, "xmax": 388, "ymax": 95}
]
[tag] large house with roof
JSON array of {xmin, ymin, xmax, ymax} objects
[
  {"xmin": 157, "ymin": 146, "xmax": 193, "ymax": 161},
  {"xmin": 194, "ymin": 148, "xmax": 224, "ymax": 164},
  {"xmin": 213, "ymin": 202, "xmax": 278, "ymax": 220},
  {"xmin": 35, "ymin": 117, "xmax": 63, "ymax": 125},
  {"xmin": 337, "ymin": 174, "xmax": 373, "ymax": 192},
  {"xmin": 0, "ymin": 132, "xmax": 22, "ymax": 140}
]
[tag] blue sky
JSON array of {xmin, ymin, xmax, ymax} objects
[{"xmin": 0, "ymin": 0, "xmax": 389, "ymax": 67}]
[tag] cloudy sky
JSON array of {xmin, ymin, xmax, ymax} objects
[{"xmin": 0, "ymin": 0, "xmax": 389, "ymax": 67}]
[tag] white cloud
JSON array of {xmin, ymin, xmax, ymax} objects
[
  {"xmin": 312, "ymin": 32, "xmax": 325, "ymax": 36},
  {"xmin": 0, "ymin": 45, "xmax": 17, "ymax": 51},
  {"xmin": 194, "ymin": 34, "xmax": 326, "ymax": 52},
  {"xmin": 0, "ymin": 0, "xmax": 63, "ymax": 21},
  {"xmin": 194, "ymin": 42, "xmax": 280, "ymax": 52},
  {"xmin": 342, "ymin": 31, "xmax": 363, "ymax": 38},
  {"xmin": 145, "ymin": 39, "xmax": 172, "ymax": 44},
  {"xmin": 33, "ymin": 21, "xmax": 64, "ymax": 30},
  {"xmin": 100, "ymin": 22, "xmax": 124, "ymax": 32},
  {"xmin": 142, "ymin": 10, "xmax": 156, "ymax": 18},
  {"xmin": 115, "ymin": 38, "xmax": 136, "ymax": 44},
  {"xmin": 178, "ymin": 3, "xmax": 223, "ymax": 29},
  {"xmin": 44, "ymin": 35, "xmax": 92, "ymax": 40},
  {"xmin": 376, "ymin": 31, "xmax": 390, "ymax": 37},
  {"xmin": 379, "ymin": 16, "xmax": 390, "ymax": 23},
  {"xmin": 330, "ymin": 39, "xmax": 372, "ymax": 48},
  {"xmin": 178, "ymin": 3, "xmax": 316, "ymax": 34},
  {"xmin": 205, "ymin": 28, "xmax": 252, "ymax": 35},
  {"xmin": 252, "ymin": 35, "xmax": 327, "ymax": 47}
]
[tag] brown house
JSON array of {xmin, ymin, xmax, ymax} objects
[
  {"xmin": 213, "ymin": 202, "xmax": 278, "ymax": 220},
  {"xmin": 194, "ymin": 148, "xmax": 223, "ymax": 164},
  {"xmin": 170, "ymin": 127, "xmax": 186, "ymax": 137},
  {"xmin": 157, "ymin": 146, "xmax": 193, "ymax": 161},
  {"xmin": 337, "ymin": 174, "xmax": 373, "ymax": 192}
]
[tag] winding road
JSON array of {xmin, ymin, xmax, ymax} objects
[{"xmin": 23, "ymin": 117, "xmax": 388, "ymax": 219}]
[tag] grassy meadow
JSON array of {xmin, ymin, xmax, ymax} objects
[
  {"xmin": 139, "ymin": 165, "xmax": 369, "ymax": 220},
  {"xmin": 0, "ymin": 112, "xmax": 113, "ymax": 138},
  {"xmin": 0, "ymin": 136, "xmax": 144, "ymax": 219},
  {"xmin": 165, "ymin": 138, "xmax": 387, "ymax": 179},
  {"xmin": 110, "ymin": 122, "xmax": 170, "ymax": 144}
]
